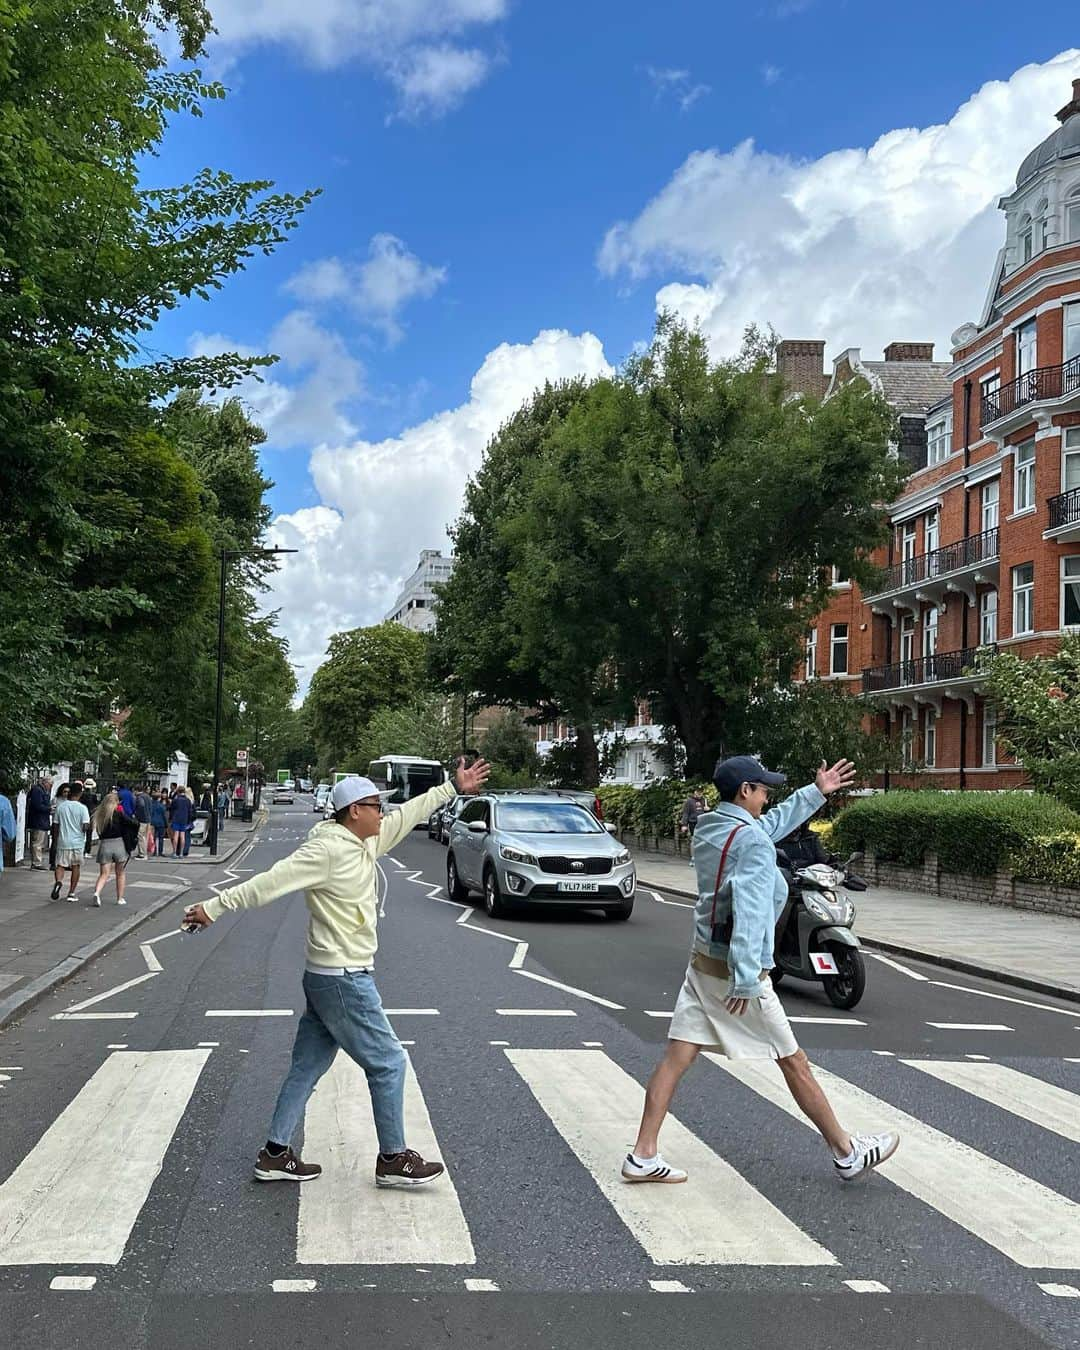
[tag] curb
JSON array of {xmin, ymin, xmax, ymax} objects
[
  {"xmin": 640, "ymin": 878, "xmax": 1080, "ymax": 1008},
  {"xmin": 0, "ymin": 883, "xmax": 191, "ymax": 1031},
  {"xmin": 172, "ymin": 813, "xmax": 266, "ymax": 866}
]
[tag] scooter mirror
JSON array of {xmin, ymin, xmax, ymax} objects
[{"xmin": 844, "ymin": 851, "xmax": 864, "ymax": 867}]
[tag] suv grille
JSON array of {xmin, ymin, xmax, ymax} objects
[{"xmin": 538, "ymin": 856, "xmax": 612, "ymax": 876}]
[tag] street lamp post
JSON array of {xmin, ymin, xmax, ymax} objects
[{"xmin": 208, "ymin": 546, "xmax": 297, "ymax": 855}]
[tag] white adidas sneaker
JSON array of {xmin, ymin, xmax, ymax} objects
[
  {"xmin": 834, "ymin": 1131, "xmax": 900, "ymax": 1182},
  {"xmin": 621, "ymin": 1152, "xmax": 687, "ymax": 1184}
]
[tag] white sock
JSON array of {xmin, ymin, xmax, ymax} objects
[
  {"xmin": 833, "ymin": 1144, "xmax": 857, "ymax": 1165},
  {"xmin": 631, "ymin": 1151, "xmax": 658, "ymax": 1166}
]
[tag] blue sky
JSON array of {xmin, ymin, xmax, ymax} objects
[{"xmin": 146, "ymin": 2, "xmax": 1080, "ymax": 689}]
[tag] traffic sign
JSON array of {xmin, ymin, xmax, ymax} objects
[{"xmin": 236, "ymin": 748, "xmax": 248, "ymax": 767}]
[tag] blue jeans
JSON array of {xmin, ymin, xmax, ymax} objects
[
  {"xmin": 153, "ymin": 825, "xmax": 165, "ymax": 855},
  {"xmin": 268, "ymin": 970, "xmax": 406, "ymax": 1154}
]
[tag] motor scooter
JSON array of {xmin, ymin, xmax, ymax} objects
[{"xmin": 771, "ymin": 851, "xmax": 869, "ymax": 1010}]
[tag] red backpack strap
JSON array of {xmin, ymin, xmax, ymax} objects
[{"xmin": 709, "ymin": 824, "xmax": 747, "ymax": 931}]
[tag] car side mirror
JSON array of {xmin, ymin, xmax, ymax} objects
[
  {"xmin": 604, "ymin": 822, "xmax": 617, "ymax": 834},
  {"xmin": 467, "ymin": 819, "xmax": 488, "ymax": 833}
]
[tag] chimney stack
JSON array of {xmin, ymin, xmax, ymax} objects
[
  {"xmin": 883, "ymin": 341, "xmax": 935, "ymax": 363},
  {"xmin": 776, "ymin": 339, "xmax": 828, "ymax": 398},
  {"xmin": 1056, "ymin": 78, "xmax": 1080, "ymax": 124}
]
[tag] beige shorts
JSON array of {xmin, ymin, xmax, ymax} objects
[
  {"xmin": 669, "ymin": 955, "xmax": 799, "ymax": 1060},
  {"xmin": 56, "ymin": 848, "xmax": 83, "ymax": 869}
]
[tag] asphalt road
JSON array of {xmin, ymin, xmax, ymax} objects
[{"xmin": 1, "ymin": 800, "xmax": 1077, "ymax": 1350}]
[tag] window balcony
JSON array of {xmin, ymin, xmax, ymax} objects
[
  {"xmin": 1046, "ymin": 487, "xmax": 1080, "ymax": 542},
  {"xmin": 862, "ymin": 644, "xmax": 997, "ymax": 696},
  {"xmin": 980, "ymin": 355, "xmax": 1080, "ymax": 435},
  {"xmin": 863, "ymin": 528, "xmax": 999, "ymax": 610}
]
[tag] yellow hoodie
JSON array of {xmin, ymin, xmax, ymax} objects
[{"xmin": 202, "ymin": 781, "xmax": 457, "ymax": 968}]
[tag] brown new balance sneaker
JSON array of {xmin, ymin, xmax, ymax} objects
[
  {"xmin": 253, "ymin": 1146, "xmax": 322, "ymax": 1183},
  {"xmin": 375, "ymin": 1148, "xmax": 445, "ymax": 1188}
]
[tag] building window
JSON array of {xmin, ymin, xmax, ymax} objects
[
  {"xmin": 924, "ymin": 510, "xmax": 940, "ymax": 572},
  {"xmin": 923, "ymin": 606, "xmax": 938, "ymax": 660},
  {"xmin": 900, "ymin": 708, "xmax": 914, "ymax": 769},
  {"xmin": 1013, "ymin": 438, "xmax": 1035, "ymax": 512},
  {"xmin": 923, "ymin": 706, "xmax": 936, "ymax": 768},
  {"xmin": 830, "ymin": 623, "xmax": 849, "ymax": 675},
  {"xmin": 830, "ymin": 566, "xmax": 849, "ymax": 586},
  {"xmin": 1012, "ymin": 562, "xmax": 1035, "ymax": 636},
  {"xmin": 1062, "ymin": 557, "xmax": 1080, "ymax": 629},
  {"xmin": 1038, "ymin": 216, "xmax": 1049, "ymax": 252},
  {"xmin": 980, "ymin": 478, "xmax": 1000, "ymax": 533},
  {"xmin": 979, "ymin": 589, "xmax": 998, "ymax": 646},
  {"xmin": 1068, "ymin": 194, "xmax": 1080, "ymax": 244},
  {"xmin": 1016, "ymin": 319, "xmax": 1037, "ymax": 377},
  {"xmin": 899, "ymin": 614, "xmax": 915, "ymax": 683},
  {"xmin": 981, "ymin": 704, "xmax": 997, "ymax": 767},
  {"xmin": 805, "ymin": 628, "xmax": 818, "ymax": 680},
  {"xmin": 1066, "ymin": 303, "xmax": 1080, "ymax": 365},
  {"xmin": 927, "ymin": 415, "xmax": 952, "ymax": 466},
  {"xmin": 1018, "ymin": 216, "xmax": 1033, "ymax": 264},
  {"xmin": 1065, "ymin": 428, "xmax": 1080, "ymax": 495}
]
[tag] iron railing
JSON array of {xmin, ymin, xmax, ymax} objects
[
  {"xmin": 861, "ymin": 644, "xmax": 997, "ymax": 694},
  {"xmin": 863, "ymin": 527, "xmax": 999, "ymax": 599},
  {"xmin": 981, "ymin": 355, "xmax": 1080, "ymax": 426},
  {"xmin": 1048, "ymin": 486, "xmax": 1080, "ymax": 532}
]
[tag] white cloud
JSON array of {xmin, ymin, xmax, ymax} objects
[
  {"xmin": 761, "ymin": 64, "xmax": 781, "ymax": 87},
  {"xmin": 205, "ymin": 0, "xmax": 506, "ymax": 116},
  {"xmin": 643, "ymin": 65, "xmax": 710, "ymax": 113},
  {"xmin": 285, "ymin": 234, "xmax": 447, "ymax": 344},
  {"xmin": 261, "ymin": 329, "xmax": 613, "ymax": 691},
  {"xmin": 189, "ymin": 310, "xmax": 365, "ymax": 450},
  {"xmin": 601, "ymin": 49, "xmax": 1080, "ymax": 360}
]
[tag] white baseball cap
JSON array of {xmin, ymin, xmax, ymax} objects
[{"xmin": 330, "ymin": 775, "xmax": 381, "ymax": 812}]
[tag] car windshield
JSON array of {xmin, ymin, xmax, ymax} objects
[{"xmin": 496, "ymin": 802, "xmax": 601, "ymax": 834}]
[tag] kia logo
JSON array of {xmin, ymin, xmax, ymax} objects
[{"xmin": 570, "ymin": 860, "xmax": 585, "ymax": 872}]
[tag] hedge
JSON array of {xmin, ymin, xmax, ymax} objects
[
  {"xmin": 596, "ymin": 781, "xmax": 717, "ymax": 838},
  {"xmin": 832, "ymin": 791, "xmax": 1080, "ymax": 877},
  {"xmin": 1009, "ymin": 834, "xmax": 1080, "ymax": 888}
]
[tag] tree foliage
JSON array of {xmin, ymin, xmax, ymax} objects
[
  {"xmin": 352, "ymin": 693, "xmax": 463, "ymax": 774},
  {"xmin": 479, "ymin": 710, "xmax": 540, "ymax": 779}
]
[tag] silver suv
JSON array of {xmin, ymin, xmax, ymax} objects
[{"xmin": 447, "ymin": 793, "xmax": 635, "ymax": 920}]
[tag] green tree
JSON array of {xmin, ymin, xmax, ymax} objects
[
  {"xmin": 352, "ymin": 693, "xmax": 462, "ymax": 772},
  {"xmin": 307, "ymin": 623, "xmax": 430, "ymax": 766},
  {"xmin": 480, "ymin": 710, "xmax": 540, "ymax": 779},
  {"xmin": 984, "ymin": 636, "xmax": 1080, "ymax": 809}
]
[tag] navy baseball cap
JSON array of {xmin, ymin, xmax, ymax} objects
[{"xmin": 712, "ymin": 755, "xmax": 787, "ymax": 795}]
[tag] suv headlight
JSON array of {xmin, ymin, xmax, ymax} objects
[
  {"xmin": 613, "ymin": 849, "xmax": 630, "ymax": 866},
  {"xmin": 500, "ymin": 844, "xmax": 538, "ymax": 866}
]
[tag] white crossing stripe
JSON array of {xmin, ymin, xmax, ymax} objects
[
  {"xmin": 845, "ymin": 1279, "xmax": 889, "ymax": 1293},
  {"xmin": 650, "ymin": 1279, "xmax": 690, "ymax": 1292},
  {"xmin": 903, "ymin": 1061, "xmax": 1080, "ymax": 1144},
  {"xmin": 0, "ymin": 1049, "xmax": 210, "ymax": 1264},
  {"xmin": 1038, "ymin": 1283, "xmax": 1080, "ymax": 1297},
  {"xmin": 464, "ymin": 1278, "xmax": 499, "ymax": 1291},
  {"xmin": 708, "ymin": 1055, "xmax": 1080, "ymax": 1269},
  {"xmin": 505, "ymin": 1049, "xmax": 835, "ymax": 1267},
  {"xmin": 205, "ymin": 1009, "xmax": 294, "ymax": 1017},
  {"xmin": 926, "ymin": 1023, "xmax": 1013, "ymax": 1031},
  {"xmin": 298, "ymin": 1052, "xmax": 474, "ymax": 1266},
  {"xmin": 50, "ymin": 1276, "xmax": 96, "ymax": 1290},
  {"xmin": 788, "ymin": 1017, "xmax": 865, "ymax": 1026},
  {"xmin": 496, "ymin": 1009, "xmax": 575, "ymax": 1017}
]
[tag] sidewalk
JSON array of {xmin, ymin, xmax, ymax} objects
[
  {"xmin": 0, "ymin": 811, "xmax": 265, "ymax": 1030},
  {"xmin": 632, "ymin": 848, "xmax": 1080, "ymax": 1004}
]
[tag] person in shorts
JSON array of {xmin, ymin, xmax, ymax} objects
[
  {"xmin": 90, "ymin": 791, "xmax": 136, "ymax": 907},
  {"xmin": 51, "ymin": 782, "xmax": 90, "ymax": 902},
  {"xmin": 623, "ymin": 754, "xmax": 898, "ymax": 1186}
]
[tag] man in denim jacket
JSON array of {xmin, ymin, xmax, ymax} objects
[{"xmin": 622, "ymin": 755, "xmax": 899, "ymax": 1186}]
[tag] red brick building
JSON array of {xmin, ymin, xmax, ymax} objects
[{"xmin": 796, "ymin": 78, "xmax": 1080, "ymax": 788}]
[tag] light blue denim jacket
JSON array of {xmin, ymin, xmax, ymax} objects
[{"xmin": 691, "ymin": 783, "xmax": 827, "ymax": 999}]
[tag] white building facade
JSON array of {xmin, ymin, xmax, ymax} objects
[
  {"xmin": 385, "ymin": 549, "xmax": 456, "ymax": 633},
  {"xmin": 534, "ymin": 701, "xmax": 673, "ymax": 786}
]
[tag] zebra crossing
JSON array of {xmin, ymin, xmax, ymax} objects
[{"xmin": 0, "ymin": 1045, "xmax": 1078, "ymax": 1280}]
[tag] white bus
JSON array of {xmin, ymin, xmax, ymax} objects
[{"xmin": 366, "ymin": 755, "xmax": 449, "ymax": 811}]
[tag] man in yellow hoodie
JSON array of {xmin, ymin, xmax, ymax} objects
[{"xmin": 183, "ymin": 756, "xmax": 490, "ymax": 1188}]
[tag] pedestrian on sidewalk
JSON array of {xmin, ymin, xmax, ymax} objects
[
  {"xmin": 48, "ymin": 781, "xmax": 69, "ymax": 870},
  {"xmin": 216, "ymin": 784, "xmax": 229, "ymax": 833},
  {"xmin": 81, "ymin": 778, "xmax": 98, "ymax": 857},
  {"xmin": 134, "ymin": 785, "xmax": 153, "ymax": 858},
  {"xmin": 115, "ymin": 782, "xmax": 135, "ymax": 816},
  {"xmin": 679, "ymin": 788, "xmax": 708, "ymax": 868},
  {"xmin": 169, "ymin": 787, "xmax": 192, "ymax": 856},
  {"xmin": 0, "ymin": 790, "xmax": 16, "ymax": 875},
  {"xmin": 90, "ymin": 791, "xmax": 136, "ymax": 907},
  {"xmin": 182, "ymin": 786, "xmax": 195, "ymax": 855},
  {"xmin": 27, "ymin": 776, "xmax": 52, "ymax": 870},
  {"xmin": 623, "ymin": 755, "xmax": 899, "ymax": 1187},
  {"xmin": 51, "ymin": 783, "xmax": 89, "ymax": 902},
  {"xmin": 150, "ymin": 792, "xmax": 168, "ymax": 858},
  {"xmin": 182, "ymin": 757, "xmax": 491, "ymax": 1189}
]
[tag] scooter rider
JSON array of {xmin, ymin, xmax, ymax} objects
[{"xmin": 623, "ymin": 754, "xmax": 899, "ymax": 1186}]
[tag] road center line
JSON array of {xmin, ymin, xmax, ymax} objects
[
  {"xmin": 59, "ymin": 970, "xmax": 158, "ymax": 1015},
  {"xmin": 926, "ymin": 1022, "xmax": 1013, "ymax": 1031},
  {"xmin": 496, "ymin": 1009, "xmax": 576, "ymax": 1017},
  {"xmin": 205, "ymin": 1009, "xmax": 294, "ymax": 1017},
  {"xmin": 512, "ymin": 969, "xmax": 625, "ymax": 1010},
  {"xmin": 868, "ymin": 952, "xmax": 929, "ymax": 981},
  {"xmin": 139, "ymin": 943, "xmax": 163, "ymax": 973},
  {"xmin": 928, "ymin": 980, "xmax": 1078, "ymax": 1018},
  {"xmin": 649, "ymin": 889, "xmax": 693, "ymax": 909}
]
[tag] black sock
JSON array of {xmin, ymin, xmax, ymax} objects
[
  {"xmin": 265, "ymin": 1140, "xmax": 288, "ymax": 1157},
  {"xmin": 378, "ymin": 1151, "xmax": 404, "ymax": 1161}
]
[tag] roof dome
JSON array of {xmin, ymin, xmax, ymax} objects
[{"xmin": 1017, "ymin": 78, "xmax": 1080, "ymax": 187}]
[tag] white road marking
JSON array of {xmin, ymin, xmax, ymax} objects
[
  {"xmin": 1038, "ymin": 1283, "xmax": 1080, "ymax": 1297},
  {"xmin": 53, "ymin": 1012, "xmax": 138, "ymax": 1021},
  {"xmin": 273, "ymin": 1279, "xmax": 316, "ymax": 1292},
  {"xmin": 0, "ymin": 1067, "xmax": 23, "ymax": 1071},
  {"xmin": 872, "ymin": 1051, "xmax": 895, "ymax": 1057},
  {"xmin": 903, "ymin": 1060, "xmax": 1080, "ymax": 1144},
  {"xmin": 644, "ymin": 1011, "xmax": 674, "ymax": 1018},
  {"xmin": 50, "ymin": 1276, "xmax": 96, "ymax": 1290},
  {"xmin": 788, "ymin": 1017, "xmax": 865, "ymax": 1026},
  {"xmin": 582, "ymin": 1041, "xmax": 604, "ymax": 1047},
  {"xmin": 649, "ymin": 890, "xmax": 693, "ymax": 909},
  {"xmin": 197, "ymin": 1042, "xmax": 219, "ymax": 1048},
  {"xmin": 965, "ymin": 1054, "xmax": 991, "ymax": 1061},
  {"xmin": 399, "ymin": 1040, "xmax": 416, "ymax": 1046},
  {"xmin": 649, "ymin": 1280, "xmax": 690, "ymax": 1292},
  {"xmin": 455, "ymin": 907, "xmax": 472, "ymax": 924},
  {"xmin": 0, "ymin": 1074, "xmax": 12, "ymax": 1082},
  {"xmin": 926, "ymin": 1023, "xmax": 1013, "ymax": 1031},
  {"xmin": 496, "ymin": 1009, "xmax": 576, "ymax": 1017},
  {"xmin": 489, "ymin": 1040, "xmax": 510, "ymax": 1046},
  {"xmin": 0, "ymin": 1049, "xmax": 211, "ymax": 1264},
  {"xmin": 867, "ymin": 953, "xmax": 928, "ymax": 981},
  {"xmin": 384, "ymin": 1009, "xmax": 439, "ymax": 1016},
  {"xmin": 509, "ymin": 941, "xmax": 528, "ymax": 970},
  {"xmin": 845, "ymin": 1279, "xmax": 890, "ymax": 1293},
  {"xmin": 126, "ymin": 881, "xmax": 179, "ymax": 891},
  {"xmin": 513, "ymin": 970, "xmax": 625, "ymax": 1010},
  {"xmin": 57, "ymin": 971, "xmax": 158, "ymax": 1015},
  {"xmin": 205, "ymin": 1009, "xmax": 294, "ymax": 1017},
  {"xmin": 506, "ymin": 1050, "xmax": 835, "ymax": 1267},
  {"xmin": 1066, "ymin": 1058, "xmax": 1080, "ymax": 1064},
  {"xmin": 298, "ymin": 1053, "xmax": 474, "ymax": 1266},
  {"xmin": 105, "ymin": 1044, "xmax": 128, "ymax": 1051},
  {"xmin": 929, "ymin": 981, "xmax": 1077, "ymax": 1018},
  {"xmin": 139, "ymin": 943, "xmax": 163, "ymax": 973},
  {"xmin": 709, "ymin": 1054, "xmax": 1080, "ymax": 1268},
  {"xmin": 464, "ymin": 1279, "xmax": 499, "ymax": 1291}
]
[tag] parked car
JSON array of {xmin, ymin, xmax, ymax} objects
[
  {"xmin": 427, "ymin": 794, "xmax": 466, "ymax": 843},
  {"xmin": 447, "ymin": 793, "xmax": 634, "ymax": 920},
  {"xmin": 298, "ymin": 778, "xmax": 313, "ymax": 793},
  {"xmin": 272, "ymin": 783, "xmax": 294, "ymax": 805},
  {"xmin": 313, "ymin": 783, "xmax": 331, "ymax": 812}
]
